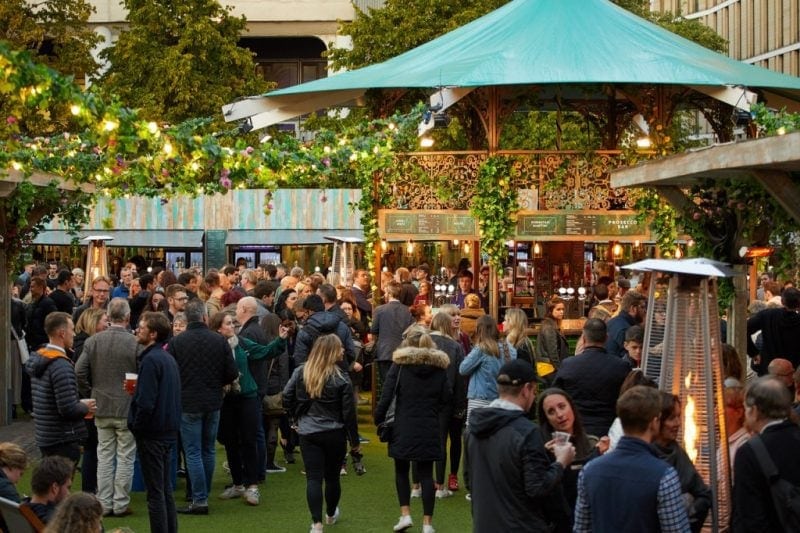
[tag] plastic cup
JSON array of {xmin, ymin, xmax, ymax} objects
[
  {"xmin": 552, "ymin": 431, "xmax": 571, "ymax": 445},
  {"xmin": 124, "ymin": 373, "xmax": 138, "ymax": 395}
]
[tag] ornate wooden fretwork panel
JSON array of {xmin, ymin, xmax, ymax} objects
[{"xmin": 384, "ymin": 151, "xmax": 632, "ymax": 211}]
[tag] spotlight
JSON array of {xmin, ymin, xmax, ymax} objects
[
  {"xmin": 734, "ymin": 109, "xmax": 752, "ymax": 127},
  {"xmin": 239, "ymin": 118, "xmax": 254, "ymax": 134}
]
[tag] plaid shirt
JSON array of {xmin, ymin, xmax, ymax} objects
[{"xmin": 574, "ymin": 464, "xmax": 690, "ymax": 532}]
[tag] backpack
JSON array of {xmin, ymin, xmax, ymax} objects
[{"xmin": 749, "ymin": 434, "xmax": 800, "ymax": 532}]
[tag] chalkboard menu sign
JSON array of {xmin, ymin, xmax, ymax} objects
[
  {"xmin": 204, "ymin": 230, "xmax": 228, "ymax": 271},
  {"xmin": 381, "ymin": 210, "xmax": 477, "ymax": 239},
  {"xmin": 516, "ymin": 211, "xmax": 648, "ymax": 240}
]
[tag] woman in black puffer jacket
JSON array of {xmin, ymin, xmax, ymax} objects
[{"xmin": 375, "ymin": 325, "xmax": 451, "ymax": 533}]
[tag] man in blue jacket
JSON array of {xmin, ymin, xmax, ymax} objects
[
  {"xmin": 129, "ymin": 311, "xmax": 181, "ymax": 533},
  {"xmin": 574, "ymin": 385, "xmax": 690, "ymax": 532}
]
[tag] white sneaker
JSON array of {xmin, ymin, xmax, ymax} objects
[
  {"xmin": 393, "ymin": 514, "xmax": 413, "ymax": 532},
  {"xmin": 465, "ymin": 493, "xmax": 472, "ymax": 501},
  {"xmin": 340, "ymin": 466, "xmax": 347, "ymax": 476},
  {"xmin": 219, "ymin": 485, "xmax": 245, "ymax": 499},
  {"xmin": 410, "ymin": 488, "xmax": 421, "ymax": 498},
  {"xmin": 244, "ymin": 487, "xmax": 260, "ymax": 506},
  {"xmin": 423, "ymin": 525, "xmax": 436, "ymax": 533},
  {"xmin": 325, "ymin": 506, "xmax": 340, "ymax": 525},
  {"xmin": 435, "ymin": 488, "xmax": 453, "ymax": 499}
]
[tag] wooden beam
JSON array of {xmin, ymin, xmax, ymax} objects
[
  {"xmin": 610, "ymin": 131, "xmax": 800, "ymax": 188},
  {"xmin": 751, "ymin": 169, "xmax": 800, "ymax": 224},
  {"xmin": 1, "ymin": 169, "xmax": 96, "ymax": 197}
]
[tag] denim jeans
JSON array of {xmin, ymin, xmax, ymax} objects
[
  {"xmin": 137, "ymin": 438, "xmax": 177, "ymax": 533},
  {"xmin": 180, "ymin": 410, "xmax": 220, "ymax": 504},
  {"xmin": 96, "ymin": 417, "xmax": 137, "ymax": 513}
]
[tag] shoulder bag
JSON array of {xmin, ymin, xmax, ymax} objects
[
  {"xmin": 262, "ymin": 358, "xmax": 285, "ymax": 416},
  {"xmin": 749, "ymin": 434, "xmax": 800, "ymax": 532},
  {"xmin": 377, "ymin": 367, "xmax": 402, "ymax": 443}
]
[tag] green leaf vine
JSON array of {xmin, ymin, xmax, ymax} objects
[{"xmin": 470, "ymin": 155, "xmax": 518, "ymax": 269}]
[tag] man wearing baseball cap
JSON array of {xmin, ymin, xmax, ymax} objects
[{"xmin": 466, "ymin": 360, "xmax": 575, "ymax": 532}]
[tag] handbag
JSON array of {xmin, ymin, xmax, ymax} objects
[
  {"xmin": 377, "ymin": 368, "xmax": 401, "ymax": 443},
  {"xmin": 262, "ymin": 359, "xmax": 285, "ymax": 416},
  {"xmin": 11, "ymin": 329, "xmax": 29, "ymax": 365}
]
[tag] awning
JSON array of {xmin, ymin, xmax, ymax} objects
[
  {"xmin": 33, "ymin": 230, "xmax": 205, "ymax": 248},
  {"xmin": 226, "ymin": 229, "xmax": 364, "ymax": 245},
  {"xmin": 223, "ymin": 0, "xmax": 800, "ymax": 128}
]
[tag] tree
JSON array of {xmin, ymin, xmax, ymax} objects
[
  {"xmin": 96, "ymin": 0, "xmax": 268, "ymax": 124},
  {"xmin": 0, "ymin": 0, "xmax": 100, "ymax": 79}
]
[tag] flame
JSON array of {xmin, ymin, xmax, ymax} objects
[{"xmin": 684, "ymin": 371, "xmax": 698, "ymax": 463}]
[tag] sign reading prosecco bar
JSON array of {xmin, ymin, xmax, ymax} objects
[
  {"xmin": 380, "ymin": 210, "xmax": 478, "ymax": 240},
  {"xmin": 516, "ymin": 211, "xmax": 649, "ymax": 241}
]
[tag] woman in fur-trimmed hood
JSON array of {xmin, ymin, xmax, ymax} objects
[{"xmin": 375, "ymin": 325, "xmax": 451, "ymax": 533}]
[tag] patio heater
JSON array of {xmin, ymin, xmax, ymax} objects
[
  {"xmin": 624, "ymin": 258, "xmax": 738, "ymax": 532},
  {"xmin": 83, "ymin": 235, "xmax": 113, "ymax": 296}
]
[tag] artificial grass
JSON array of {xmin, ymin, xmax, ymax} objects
[{"xmin": 18, "ymin": 398, "xmax": 474, "ymax": 532}]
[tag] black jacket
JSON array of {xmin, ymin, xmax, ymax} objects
[
  {"xmin": 733, "ymin": 420, "xmax": 800, "ymax": 532},
  {"xmin": 430, "ymin": 332, "xmax": 467, "ymax": 415},
  {"xmin": 25, "ymin": 296, "xmax": 57, "ymax": 350},
  {"xmin": 168, "ymin": 322, "xmax": 238, "ymax": 413},
  {"xmin": 25, "ymin": 346, "xmax": 89, "ymax": 448},
  {"xmin": 553, "ymin": 345, "xmax": 630, "ymax": 436},
  {"xmin": 374, "ymin": 346, "xmax": 450, "ymax": 461},
  {"xmin": 746, "ymin": 307, "xmax": 800, "ymax": 370},
  {"xmin": 128, "ymin": 344, "xmax": 182, "ymax": 441},
  {"xmin": 655, "ymin": 441, "xmax": 712, "ymax": 532},
  {"xmin": 282, "ymin": 366, "xmax": 359, "ymax": 447},
  {"xmin": 467, "ymin": 405, "xmax": 566, "ymax": 532},
  {"xmin": 293, "ymin": 311, "xmax": 356, "ymax": 368}
]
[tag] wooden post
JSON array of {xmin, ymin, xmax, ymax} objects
[
  {"xmin": 729, "ymin": 264, "xmax": 749, "ymax": 376},
  {"xmin": 0, "ymin": 246, "xmax": 10, "ymax": 425}
]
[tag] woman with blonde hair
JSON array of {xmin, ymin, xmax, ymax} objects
[
  {"xmin": 438, "ymin": 304, "xmax": 471, "ymax": 356},
  {"xmin": 459, "ymin": 315, "xmax": 517, "ymax": 425},
  {"xmin": 503, "ymin": 308, "xmax": 536, "ymax": 367},
  {"xmin": 43, "ymin": 492, "xmax": 103, "ymax": 533},
  {"xmin": 283, "ymin": 334, "xmax": 359, "ymax": 533},
  {"xmin": 375, "ymin": 325, "xmax": 450, "ymax": 533},
  {"xmin": 429, "ymin": 312, "xmax": 467, "ymax": 495}
]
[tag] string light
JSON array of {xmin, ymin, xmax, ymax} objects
[
  {"xmin": 147, "ymin": 122, "xmax": 159, "ymax": 134},
  {"xmin": 163, "ymin": 141, "xmax": 173, "ymax": 156},
  {"xmin": 70, "ymin": 104, "xmax": 81, "ymax": 116}
]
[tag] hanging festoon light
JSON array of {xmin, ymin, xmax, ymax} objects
[{"xmin": 624, "ymin": 258, "xmax": 737, "ymax": 531}]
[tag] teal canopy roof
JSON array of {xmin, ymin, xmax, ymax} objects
[{"xmin": 223, "ymin": 0, "xmax": 800, "ymax": 125}]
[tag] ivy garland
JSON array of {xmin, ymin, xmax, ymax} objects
[{"xmin": 470, "ymin": 155, "xmax": 519, "ymax": 270}]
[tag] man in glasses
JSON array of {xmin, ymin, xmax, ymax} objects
[{"xmin": 165, "ymin": 284, "xmax": 189, "ymax": 326}]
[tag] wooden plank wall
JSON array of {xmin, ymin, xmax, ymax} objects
[{"xmin": 652, "ymin": 0, "xmax": 799, "ymax": 76}]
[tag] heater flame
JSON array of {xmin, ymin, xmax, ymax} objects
[{"xmin": 683, "ymin": 371, "xmax": 698, "ymax": 463}]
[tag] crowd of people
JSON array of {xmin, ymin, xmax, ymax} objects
[{"xmin": 4, "ymin": 258, "xmax": 800, "ymax": 532}]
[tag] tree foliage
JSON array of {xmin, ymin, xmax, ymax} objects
[
  {"xmin": 96, "ymin": 0, "xmax": 268, "ymax": 124},
  {"xmin": 0, "ymin": 0, "xmax": 100, "ymax": 79}
]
